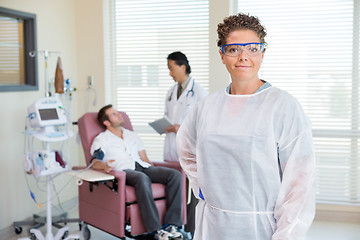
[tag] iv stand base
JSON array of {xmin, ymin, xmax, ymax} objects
[
  {"xmin": 30, "ymin": 227, "xmax": 69, "ymax": 240},
  {"xmin": 18, "ymin": 226, "xmax": 84, "ymax": 240},
  {"xmin": 18, "ymin": 174, "xmax": 83, "ymax": 240}
]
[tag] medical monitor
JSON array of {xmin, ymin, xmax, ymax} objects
[
  {"xmin": 28, "ymin": 97, "xmax": 67, "ymax": 128},
  {"xmin": 39, "ymin": 108, "xmax": 59, "ymax": 121}
]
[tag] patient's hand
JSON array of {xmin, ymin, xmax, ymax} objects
[
  {"xmin": 104, "ymin": 166, "xmax": 112, "ymax": 173},
  {"xmin": 104, "ymin": 160, "xmax": 115, "ymax": 173},
  {"xmin": 91, "ymin": 159, "xmax": 113, "ymax": 173}
]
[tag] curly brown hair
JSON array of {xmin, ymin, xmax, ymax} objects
[{"xmin": 217, "ymin": 13, "xmax": 267, "ymax": 48}]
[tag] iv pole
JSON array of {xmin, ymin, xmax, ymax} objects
[
  {"xmin": 27, "ymin": 143, "xmax": 70, "ymax": 240},
  {"xmin": 29, "ymin": 50, "xmax": 61, "ymax": 97},
  {"xmin": 20, "ymin": 51, "xmax": 82, "ymax": 240}
]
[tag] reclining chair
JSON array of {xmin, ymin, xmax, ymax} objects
[{"xmin": 75, "ymin": 112, "xmax": 187, "ymax": 239}]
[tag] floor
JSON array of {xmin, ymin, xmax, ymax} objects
[
  {"xmin": 5, "ymin": 203, "xmax": 360, "ymax": 240},
  {"xmin": 7, "ymin": 206, "xmax": 176, "ymax": 240},
  {"xmin": 6, "ymin": 219, "xmax": 360, "ymax": 240},
  {"xmin": 7, "ymin": 222, "xmax": 156, "ymax": 240},
  {"xmin": 7, "ymin": 220, "xmax": 149, "ymax": 240}
]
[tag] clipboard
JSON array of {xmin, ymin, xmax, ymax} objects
[{"xmin": 148, "ymin": 116, "xmax": 173, "ymax": 134}]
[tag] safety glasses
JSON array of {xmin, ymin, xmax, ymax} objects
[{"xmin": 221, "ymin": 43, "xmax": 265, "ymax": 57}]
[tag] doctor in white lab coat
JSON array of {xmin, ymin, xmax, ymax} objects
[
  {"xmin": 164, "ymin": 51, "xmax": 207, "ymax": 162},
  {"xmin": 164, "ymin": 51, "xmax": 207, "ymax": 236},
  {"xmin": 177, "ymin": 13, "xmax": 316, "ymax": 240}
]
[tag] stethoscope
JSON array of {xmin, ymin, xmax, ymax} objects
[{"xmin": 168, "ymin": 78, "xmax": 195, "ymax": 101}]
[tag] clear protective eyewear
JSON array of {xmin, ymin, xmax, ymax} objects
[{"xmin": 221, "ymin": 42, "xmax": 265, "ymax": 57}]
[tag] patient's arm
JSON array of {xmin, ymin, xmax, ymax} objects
[
  {"xmin": 90, "ymin": 147, "xmax": 113, "ymax": 173},
  {"xmin": 91, "ymin": 159, "xmax": 114, "ymax": 173},
  {"xmin": 138, "ymin": 150, "xmax": 154, "ymax": 166}
]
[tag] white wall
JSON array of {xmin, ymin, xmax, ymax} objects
[
  {"xmin": 209, "ymin": 0, "xmax": 232, "ymax": 92},
  {"xmin": 0, "ymin": 0, "xmax": 80, "ymax": 231},
  {"xmin": 74, "ymin": 0, "xmax": 107, "ymax": 115}
]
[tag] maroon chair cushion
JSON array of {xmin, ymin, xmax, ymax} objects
[{"xmin": 125, "ymin": 184, "xmax": 166, "ymax": 203}]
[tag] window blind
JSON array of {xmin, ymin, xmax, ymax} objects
[
  {"xmin": 0, "ymin": 16, "xmax": 24, "ymax": 85},
  {"xmin": 238, "ymin": 0, "xmax": 360, "ymax": 205},
  {"xmin": 106, "ymin": 0, "xmax": 209, "ymax": 160}
]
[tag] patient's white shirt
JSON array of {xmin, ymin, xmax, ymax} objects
[{"xmin": 90, "ymin": 128, "xmax": 151, "ymax": 170}]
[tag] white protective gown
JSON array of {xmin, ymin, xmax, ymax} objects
[
  {"xmin": 177, "ymin": 86, "xmax": 316, "ymax": 240},
  {"xmin": 164, "ymin": 77, "xmax": 207, "ymax": 161}
]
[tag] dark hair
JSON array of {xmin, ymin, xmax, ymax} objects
[
  {"xmin": 217, "ymin": 13, "xmax": 267, "ymax": 48},
  {"xmin": 167, "ymin": 51, "xmax": 191, "ymax": 74},
  {"xmin": 97, "ymin": 104, "xmax": 113, "ymax": 128}
]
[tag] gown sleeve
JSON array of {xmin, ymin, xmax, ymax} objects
[
  {"xmin": 176, "ymin": 105, "xmax": 200, "ymax": 198},
  {"xmin": 272, "ymin": 100, "xmax": 316, "ymax": 240}
]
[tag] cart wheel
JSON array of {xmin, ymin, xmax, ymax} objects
[
  {"xmin": 14, "ymin": 225, "xmax": 22, "ymax": 234},
  {"xmin": 30, "ymin": 232, "xmax": 37, "ymax": 240},
  {"xmin": 62, "ymin": 230, "xmax": 69, "ymax": 239},
  {"xmin": 83, "ymin": 225, "xmax": 91, "ymax": 240}
]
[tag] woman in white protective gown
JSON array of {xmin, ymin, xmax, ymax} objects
[{"xmin": 176, "ymin": 13, "xmax": 316, "ymax": 240}]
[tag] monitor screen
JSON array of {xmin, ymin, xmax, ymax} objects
[{"xmin": 39, "ymin": 108, "xmax": 59, "ymax": 121}]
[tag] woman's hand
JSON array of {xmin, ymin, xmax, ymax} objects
[{"xmin": 165, "ymin": 124, "xmax": 180, "ymax": 133}]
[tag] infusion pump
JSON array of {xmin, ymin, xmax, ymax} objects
[
  {"xmin": 27, "ymin": 97, "xmax": 71, "ymax": 142},
  {"xmin": 25, "ymin": 97, "xmax": 72, "ymax": 176},
  {"xmin": 28, "ymin": 97, "xmax": 67, "ymax": 128}
]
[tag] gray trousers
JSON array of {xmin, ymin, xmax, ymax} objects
[
  {"xmin": 124, "ymin": 162, "xmax": 183, "ymax": 233},
  {"xmin": 185, "ymin": 190, "xmax": 198, "ymax": 234}
]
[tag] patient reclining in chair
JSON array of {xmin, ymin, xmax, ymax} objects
[{"xmin": 90, "ymin": 104, "xmax": 183, "ymax": 240}]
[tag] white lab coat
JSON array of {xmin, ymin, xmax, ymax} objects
[
  {"xmin": 177, "ymin": 87, "xmax": 316, "ymax": 240},
  {"xmin": 164, "ymin": 77, "xmax": 207, "ymax": 161}
]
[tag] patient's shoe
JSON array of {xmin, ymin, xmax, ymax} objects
[
  {"xmin": 154, "ymin": 229, "xmax": 174, "ymax": 240},
  {"xmin": 163, "ymin": 225, "xmax": 183, "ymax": 239}
]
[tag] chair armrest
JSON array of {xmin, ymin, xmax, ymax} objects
[
  {"xmin": 108, "ymin": 170, "xmax": 126, "ymax": 181},
  {"xmin": 153, "ymin": 161, "xmax": 182, "ymax": 172}
]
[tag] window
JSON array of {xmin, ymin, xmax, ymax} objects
[
  {"xmin": 105, "ymin": 0, "xmax": 209, "ymax": 160},
  {"xmin": 237, "ymin": 0, "xmax": 360, "ymax": 205},
  {"xmin": 0, "ymin": 7, "xmax": 38, "ymax": 92}
]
